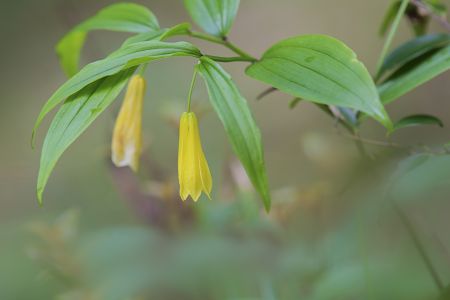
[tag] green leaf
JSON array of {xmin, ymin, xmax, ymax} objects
[
  {"xmin": 37, "ymin": 69, "xmax": 135, "ymax": 203},
  {"xmin": 377, "ymin": 34, "xmax": 450, "ymax": 80},
  {"xmin": 393, "ymin": 114, "xmax": 444, "ymax": 131},
  {"xmin": 246, "ymin": 35, "xmax": 392, "ymax": 129},
  {"xmin": 183, "ymin": 0, "xmax": 240, "ymax": 37},
  {"xmin": 121, "ymin": 23, "xmax": 191, "ymax": 47},
  {"xmin": 33, "ymin": 41, "xmax": 201, "ymax": 143},
  {"xmin": 379, "ymin": 1, "xmax": 402, "ymax": 36},
  {"xmin": 56, "ymin": 2, "xmax": 159, "ymax": 76},
  {"xmin": 378, "ymin": 44, "xmax": 450, "ymax": 104},
  {"xmin": 197, "ymin": 57, "xmax": 271, "ymax": 211}
]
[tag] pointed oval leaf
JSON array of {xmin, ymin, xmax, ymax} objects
[
  {"xmin": 377, "ymin": 34, "xmax": 450, "ymax": 80},
  {"xmin": 33, "ymin": 41, "xmax": 201, "ymax": 142},
  {"xmin": 378, "ymin": 44, "xmax": 450, "ymax": 104},
  {"xmin": 37, "ymin": 69, "xmax": 135, "ymax": 203},
  {"xmin": 183, "ymin": 0, "xmax": 240, "ymax": 37},
  {"xmin": 57, "ymin": 2, "xmax": 160, "ymax": 76},
  {"xmin": 197, "ymin": 57, "xmax": 271, "ymax": 211},
  {"xmin": 246, "ymin": 35, "xmax": 392, "ymax": 129},
  {"xmin": 393, "ymin": 114, "xmax": 443, "ymax": 131}
]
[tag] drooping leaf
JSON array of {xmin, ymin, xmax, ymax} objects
[
  {"xmin": 246, "ymin": 35, "xmax": 392, "ymax": 129},
  {"xmin": 197, "ymin": 57, "xmax": 271, "ymax": 211},
  {"xmin": 378, "ymin": 44, "xmax": 450, "ymax": 104},
  {"xmin": 393, "ymin": 114, "xmax": 443, "ymax": 131},
  {"xmin": 57, "ymin": 2, "xmax": 160, "ymax": 76},
  {"xmin": 183, "ymin": 0, "xmax": 240, "ymax": 37},
  {"xmin": 37, "ymin": 69, "xmax": 135, "ymax": 203},
  {"xmin": 377, "ymin": 34, "xmax": 450, "ymax": 80},
  {"xmin": 33, "ymin": 41, "xmax": 201, "ymax": 142}
]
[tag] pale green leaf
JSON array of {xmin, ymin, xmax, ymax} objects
[
  {"xmin": 183, "ymin": 0, "xmax": 240, "ymax": 37},
  {"xmin": 246, "ymin": 35, "xmax": 392, "ymax": 129},
  {"xmin": 33, "ymin": 41, "xmax": 201, "ymax": 142},
  {"xmin": 378, "ymin": 44, "xmax": 450, "ymax": 104},
  {"xmin": 37, "ymin": 69, "xmax": 135, "ymax": 203},
  {"xmin": 197, "ymin": 57, "xmax": 271, "ymax": 211},
  {"xmin": 57, "ymin": 2, "xmax": 159, "ymax": 76}
]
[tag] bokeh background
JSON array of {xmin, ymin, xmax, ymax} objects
[{"xmin": 1, "ymin": 0, "xmax": 450, "ymax": 299}]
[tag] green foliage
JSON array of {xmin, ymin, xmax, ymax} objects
[
  {"xmin": 246, "ymin": 35, "xmax": 392, "ymax": 129},
  {"xmin": 197, "ymin": 57, "xmax": 271, "ymax": 211},
  {"xmin": 37, "ymin": 69, "xmax": 135, "ymax": 203},
  {"xmin": 393, "ymin": 114, "xmax": 443, "ymax": 131},
  {"xmin": 378, "ymin": 44, "xmax": 450, "ymax": 104},
  {"xmin": 33, "ymin": 0, "xmax": 450, "ymax": 210},
  {"xmin": 34, "ymin": 41, "xmax": 201, "ymax": 142},
  {"xmin": 183, "ymin": 0, "xmax": 240, "ymax": 37},
  {"xmin": 377, "ymin": 34, "xmax": 450, "ymax": 80},
  {"xmin": 56, "ymin": 3, "xmax": 160, "ymax": 77},
  {"xmin": 379, "ymin": 1, "xmax": 402, "ymax": 37}
]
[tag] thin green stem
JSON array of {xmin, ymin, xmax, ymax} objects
[
  {"xmin": 187, "ymin": 30, "xmax": 257, "ymax": 61},
  {"xmin": 188, "ymin": 30, "xmax": 225, "ymax": 44},
  {"xmin": 375, "ymin": 0, "xmax": 409, "ymax": 75},
  {"xmin": 223, "ymin": 39, "xmax": 256, "ymax": 61},
  {"xmin": 204, "ymin": 55, "xmax": 255, "ymax": 62},
  {"xmin": 187, "ymin": 67, "xmax": 198, "ymax": 112}
]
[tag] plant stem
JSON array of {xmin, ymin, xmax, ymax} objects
[
  {"xmin": 187, "ymin": 67, "xmax": 198, "ymax": 112},
  {"xmin": 188, "ymin": 30, "xmax": 257, "ymax": 62},
  {"xmin": 223, "ymin": 39, "xmax": 256, "ymax": 61},
  {"xmin": 204, "ymin": 55, "xmax": 255, "ymax": 62},
  {"xmin": 394, "ymin": 202, "xmax": 444, "ymax": 292},
  {"xmin": 375, "ymin": 0, "xmax": 409, "ymax": 75}
]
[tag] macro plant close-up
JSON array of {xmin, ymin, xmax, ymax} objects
[{"xmin": 1, "ymin": 0, "xmax": 450, "ymax": 299}]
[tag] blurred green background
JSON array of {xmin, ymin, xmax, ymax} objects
[{"xmin": 1, "ymin": 0, "xmax": 450, "ymax": 299}]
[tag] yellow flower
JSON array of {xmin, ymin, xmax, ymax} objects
[
  {"xmin": 111, "ymin": 74, "xmax": 146, "ymax": 172},
  {"xmin": 178, "ymin": 112, "xmax": 212, "ymax": 201}
]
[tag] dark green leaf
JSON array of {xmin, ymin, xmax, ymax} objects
[
  {"xmin": 57, "ymin": 2, "xmax": 159, "ymax": 76},
  {"xmin": 377, "ymin": 34, "xmax": 450, "ymax": 80},
  {"xmin": 37, "ymin": 69, "xmax": 135, "ymax": 203},
  {"xmin": 378, "ymin": 44, "xmax": 450, "ymax": 104},
  {"xmin": 183, "ymin": 0, "xmax": 240, "ymax": 37},
  {"xmin": 197, "ymin": 57, "xmax": 271, "ymax": 211},
  {"xmin": 246, "ymin": 35, "xmax": 392, "ymax": 129},
  {"xmin": 393, "ymin": 114, "xmax": 443, "ymax": 131},
  {"xmin": 34, "ymin": 41, "xmax": 201, "ymax": 142}
]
